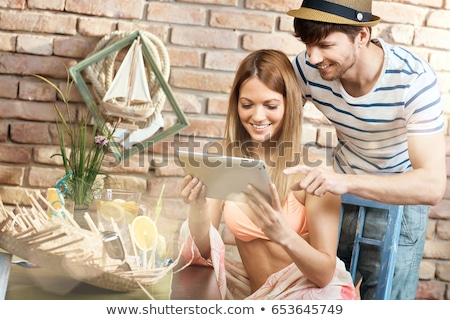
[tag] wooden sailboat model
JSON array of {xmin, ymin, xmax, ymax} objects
[{"xmin": 102, "ymin": 37, "xmax": 155, "ymax": 128}]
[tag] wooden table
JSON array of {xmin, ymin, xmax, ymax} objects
[
  {"xmin": 5, "ymin": 263, "xmax": 221, "ymax": 300},
  {"xmin": 171, "ymin": 265, "xmax": 220, "ymax": 300}
]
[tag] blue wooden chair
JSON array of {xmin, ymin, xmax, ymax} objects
[{"xmin": 339, "ymin": 194, "xmax": 403, "ymax": 300}]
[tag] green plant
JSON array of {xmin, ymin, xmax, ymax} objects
[{"xmin": 35, "ymin": 74, "xmax": 114, "ymax": 206}]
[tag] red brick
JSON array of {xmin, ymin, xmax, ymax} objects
[
  {"xmin": 0, "ymin": 165, "xmax": 25, "ymax": 185},
  {"xmin": 0, "ymin": 76, "xmax": 19, "ymax": 99},
  {"xmin": 170, "ymin": 69, "xmax": 234, "ymax": 94},
  {"xmin": 242, "ymin": 33, "xmax": 305, "ymax": 56},
  {"xmin": 170, "ymin": 136, "xmax": 217, "ymax": 155},
  {"xmin": 0, "ymin": 32, "xmax": 16, "ymax": 52},
  {"xmin": 147, "ymin": 3, "xmax": 206, "ymax": 25},
  {"xmin": 103, "ymin": 174, "xmax": 147, "ymax": 191},
  {"xmin": 180, "ymin": 117, "xmax": 225, "ymax": 139},
  {"xmin": 27, "ymin": 0, "xmax": 65, "ymax": 11},
  {"xmin": 58, "ymin": 82, "xmax": 84, "ymax": 103},
  {"xmin": 0, "ymin": 145, "xmax": 32, "ymax": 164},
  {"xmin": 10, "ymin": 121, "xmax": 52, "ymax": 144},
  {"xmin": 0, "ymin": 53, "xmax": 76, "ymax": 78},
  {"xmin": 167, "ymin": 48, "xmax": 202, "ymax": 68},
  {"xmin": 0, "ymin": 99, "xmax": 66, "ymax": 122},
  {"xmin": 373, "ymin": 2, "xmax": 429, "ymax": 26},
  {"xmin": 19, "ymin": 79, "xmax": 56, "ymax": 102},
  {"xmin": 178, "ymin": 0, "xmax": 236, "ymax": 5},
  {"xmin": 204, "ymin": 51, "xmax": 247, "ymax": 72},
  {"xmin": 171, "ymin": 93, "xmax": 202, "ymax": 114},
  {"xmin": 210, "ymin": 9, "xmax": 275, "ymax": 32},
  {"xmin": 54, "ymin": 36, "xmax": 99, "ymax": 59},
  {"xmin": 117, "ymin": 22, "xmax": 169, "ymax": 43},
  {"xmin": 28, "ymin": 0, "xmax": 65, "ymax": 11},
  {"xmin": 28, "ymin": 166, "xmax": 65, "ymax": 188},
  {"xmin": 66, "ymin": 0, "xmax": 142, "ymax": 19},
  {"xmin": 419, "ymin": 260, "xmax": 436, "ymax": 280},
  {"xmin": 77, "ymin": 17, "xmax": 116, "ymax": 37},
  {"xmin": 102, "ymin": 153, "xmax": 150, "ymax": 174},
  {"xmin": 423, "ymin": 240, "xmax": 450, "ymax": 259},
  {"xmin": 436, "ymin": 263, "xmax": 450, "ymax": 282},
  {"xmin": 154, "ymin": 159, "xmax": 185, "ymax": 178},
  {"xmin": 16, "ymin": 35, "xmax": 53, "ymax": 56},
  {"xmin": 436, "ymin": 220, "xmax": 450, "ymax": 240},
  {"xmin": 429, "ymin": 199, "xmax": 450, "ymax": 219},
  {"xmin": 171, "ymin": 26, "xmax": 238, "ymax": 49},
  {"xmin": 245, "ymin": 0, "xmax": 298, "ymax": 12},
  {"xmin": 0, "ymin": 186, "xmax": 41, "ymax": 206},
  {"xmin": 207, "ymin": 97, "xmax": 228, "ymax": 116},
  {"xmin": 279, "ymin": 15, "xmax": 295, "ymax": 33},
  {"xmin": 416, "ymin": 281, "xmax": 445, "ymax": 299},
  {"xmin": 415, "ymin": 27, "xmax": 450, "ymax": 51},
  {"xmin": 0, "ymin": 0, "xmax": 26, "ymax": 9},
  {"xmin": 34, "ymin": 146, "xmax": 66, "ymax": 166},
  {"xmin": 0, "ymin": 11, "xmax": 77, "ymax": 35}
]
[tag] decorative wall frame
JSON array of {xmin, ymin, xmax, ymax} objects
[{"xmin": 69, "ymin": 30, "xmax": 189, "ymax": 162}]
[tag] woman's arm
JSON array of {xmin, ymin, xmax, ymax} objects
[
  {"xmin": 245, "ymin": 183, "xmax": 341, "ymax": 287},
  {"xmin": 289, "ymin": 191, "xmax": 341, "ymax": 286},
  {"xmin": 180, "ymin": 175, "xmax": 223, "ymax": 259}
]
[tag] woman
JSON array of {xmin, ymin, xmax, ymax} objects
[{"xmin": 178, "ymin": 49, "xmax": 356, "ymax": 300}]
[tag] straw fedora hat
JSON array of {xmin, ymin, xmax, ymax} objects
[{"xmin": 287, "ymin": 0, "xmax": 380, "ymax": 27}]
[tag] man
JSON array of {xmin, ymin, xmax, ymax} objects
[{"xmin": 284, "ymin": 0, "xmax": 446, "ymax": 299}]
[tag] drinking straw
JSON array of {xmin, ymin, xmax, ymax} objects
[{"xmin": 154, "ymin": 184, "xmax": 165, "ymax": 223}]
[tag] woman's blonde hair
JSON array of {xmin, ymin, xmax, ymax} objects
[{"xmin": 223, "ymin": 49, "xmax": 303, "ymax": 204}]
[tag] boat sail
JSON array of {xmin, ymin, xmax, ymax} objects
[{"xmin": 102, "ymin": 36, "xmax": 154, "ymax": 126}]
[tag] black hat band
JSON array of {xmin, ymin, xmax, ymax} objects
[{"xmin": 302, "ymin": 0, "xmax": 372, "ymax": 23}]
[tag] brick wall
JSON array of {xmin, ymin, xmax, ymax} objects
[{"xmin": 0, "ymin": 0, "xmax": 449, "ymax": 299}]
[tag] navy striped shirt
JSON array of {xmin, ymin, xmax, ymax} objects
[{"xmin": 292, "ymin": 38, "xmax": 444, "ymax": 175}]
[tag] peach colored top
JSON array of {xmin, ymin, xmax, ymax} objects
[{"xmin": 223, "ymin": 192, "xmax": 308, "ymax": 242}]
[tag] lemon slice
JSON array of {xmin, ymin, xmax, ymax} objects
[
  {"xmin": 47, "ymin": 188, "xmax": 63, "ymax": 217},
  {"xmin": 121, "ymin": 201, "xmax": 139, "ymax": 214},
  {"xmin": 99, "ymin": 201, "xmax": 125, "ymax": 222},
  {"xmin": 131, "ymin": 216, "xmax": 158, "ymax": 251},
  {"xmin": 156, "ymin": 234, "xmax": 167, "ymax": 258}
]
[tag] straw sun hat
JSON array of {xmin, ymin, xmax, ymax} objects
[{"xmin": 287, "ymin": 0, "xmax": 380, "ymax": 27}]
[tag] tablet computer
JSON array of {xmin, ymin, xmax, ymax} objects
[{"xmin": 176, "ymin": 151, "xmax": 272, "ymax": 202}]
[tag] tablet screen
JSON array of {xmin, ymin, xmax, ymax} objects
[{"xmin": 176, "ymin": 151, "xmax": 272, "ymax": 202}]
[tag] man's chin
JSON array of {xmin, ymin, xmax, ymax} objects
[{"xmin": 319, "ymin": 71, "xmax": 337, "ymax": 81}]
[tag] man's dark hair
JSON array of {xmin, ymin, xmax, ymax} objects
[{"xmin": 293, "ymin": 18, "xmax": 369, "ymax": 45}]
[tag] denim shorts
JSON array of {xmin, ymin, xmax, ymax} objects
[{"xmin": 337, "ymin": 204, "xmax": 429, "ymax": 300}]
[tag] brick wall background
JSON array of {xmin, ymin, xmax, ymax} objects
[{"xmin": 0, "ymin": 0, "xmax": 449, "ymax": 299}]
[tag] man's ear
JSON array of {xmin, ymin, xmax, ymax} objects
[{"xmin": 359, "ymin": 27, "xmax": 371, "ymax": 47}]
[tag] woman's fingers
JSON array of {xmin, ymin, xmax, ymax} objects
[{"xmin": 180, "ymin": 176, "xmax": 206, "ymax": 203}]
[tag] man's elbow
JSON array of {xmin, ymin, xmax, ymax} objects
[{"xmin": 425, "ymin": 180, "xmax": 446, "ymax": 206}]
